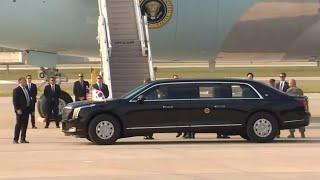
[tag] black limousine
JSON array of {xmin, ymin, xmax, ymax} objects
[{"xmin": 62, "ymin": 79, "xmax": 310, "ymax": 145}]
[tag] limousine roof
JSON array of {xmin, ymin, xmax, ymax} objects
[{"xmin": 150, "ymin": 78, "xmax": 258, "ymax": 84}]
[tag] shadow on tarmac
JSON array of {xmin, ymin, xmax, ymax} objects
[{"xmin": 75, "ymin": 138, "xmax": 320, "ymax": 146}]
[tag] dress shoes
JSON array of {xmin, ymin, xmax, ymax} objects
[
  {"xmin": 20, "ymin": 140, "xmax": 30, "ymax": 143},
  {"xmin": 32, "ymin": 126, "xmax": 38, "ymax": 129},
  {"xmin": 13, "ymin": 140, "xmax": 19, "ymax": 144}
]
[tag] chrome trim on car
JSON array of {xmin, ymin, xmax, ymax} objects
[
  {"xmin": 283, "ymin": 119, "xmax": 306, "ymax": 123},
  {"xmin": 126, "ymin": 124, "xmax": 242, "ymax": 130},
  {"xmin": 129, "ymin": 81, "xmax": 263, "ymax": 103}
]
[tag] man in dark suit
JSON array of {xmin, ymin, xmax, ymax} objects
[
  {"xmin": 44, "ymin": 77, "xmax": 61, "ymax": 128},
  {"xmin": 26, "ymin": 75, "xmax": 37, "ymax": 129},
  {"xmin": 92, "ymin": 75, "xmax": 109, "ymax": 98},
  {"xmin": 276, "ymin": 72, "xmax": 289, "ymax": 92},
  {"xmin": 275, "ymin": 72, "xmax": 289, "ymax": 138},
  {"xmin": 13, "ymin": 77, "xmax": 31, "ymax": 144},
  {"xmin": 73, "ymin": 73, "xmax": 90, "ymax": 101}
]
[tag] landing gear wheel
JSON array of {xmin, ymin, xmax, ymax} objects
[
  {"xmin": 247, "ymin": 112, "xmax": 278, "ymax": 143},
  {"xmin": 37, "ymin": 90, "xmax": 73, "ymax": 119},
  {"xmin": 88, "ymin": 114, "xmax": 121, "ymax": 145}
]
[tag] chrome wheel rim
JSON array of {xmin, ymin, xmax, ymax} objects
[
  {"xmin": 253, "ymin": 118, "xmax": 272, "ymax": 137},
  {"xmin": 96, "ymin": 121, "xmax": 114, "ymax": 140}
]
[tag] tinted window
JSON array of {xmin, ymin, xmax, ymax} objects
[
  {"xmin": 198, "ymin": 83, "xmax": 259, "ymax": 99},
  {"xmin": 142, "ymin": 83, "xmax": 198, "ymax": 100}
]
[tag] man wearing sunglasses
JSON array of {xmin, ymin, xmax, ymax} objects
[
  {"xmin": 44, "ymin": 77, "xmax": 61, "ymax": 128},
  {"xmin": 26, "ymin": 75, "xmax": 38, "ymax": 129},
  {"xmin": 92, "ymin": 75, "xmax": 109, "ymax": 99},
  {"xmin": 276, "ymin": 72, "xmax": 289, "ymax": 92},
  {"xmin": 73, "ymin": 73, "xmax": 90, "ymax": 101}
]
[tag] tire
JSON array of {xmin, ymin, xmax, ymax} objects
[
  {"xmin": 246, "ymin": 112, "xmax": 278, "ymax": 143},
  {"xmin": 37, "ymin": 91, "xmax": 73, "ymax": 119},
  {"xmin": 86, "ymin": 135, "xmax": 92, "ymax": 142},
  {"xmin": 88, "ymin": 114, "xmax": 121, "ymax": 145},
  {"xmin": 240, "ymin": 132, "xmax": 249, "ymax": 140},
  {"xmin": 37, "ymin": 95, "xmax": 46, "ymax": 118}
]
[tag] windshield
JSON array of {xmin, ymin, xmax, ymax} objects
[{"xmin": 121, "ymin": 83, "xmax": 149, "ymax": 99}]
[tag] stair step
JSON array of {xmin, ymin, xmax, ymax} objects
[{"xmin": 111, "ymin": 29, "xmax": 138, "ymax": 36}]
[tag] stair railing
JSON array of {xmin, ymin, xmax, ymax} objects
[
  {"xmin": 97, "ymin": 0, "xmax": 113, "ymax": 98},
  {"xmin": 142, "ymin": 15, "xmax": 155, "ymax": 81},
  {"xmin": 133, "ymin": 0, "xmax": 147, "ymax": 56}
]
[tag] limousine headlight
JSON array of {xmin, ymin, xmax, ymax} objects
[{"xmin": 72, "ymin": 104, "xmax": 96, "ymax": 119}]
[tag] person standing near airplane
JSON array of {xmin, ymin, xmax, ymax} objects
[
  {"xmin": 13, "ymin": 77, "xmax": 31, "ymax": 144},
  {"xmin": 269, "ymin": 78, "xmax": 276, "ymax": 88},
  {"xmin": 247, "ymin": 72, "xmax": 254, "ymax": 80},
  {"xmin": 92, "ymin": 75, "xmax": 109, "ymax": 99},
  {"xmin": 26, "ymin": 75, "xmax": 37, "ymax": 129},
  {"xmin": 73, "ymin": 73, "xmax": 90, "ymax": 101},
  {"xmin": 276, "ymin": 72, "xmax": 289, "ymax": 92},
  {"xmin": 44, "ymin": 77, "xmax": 61, "ymax": 128},
  {"xmin": 275, "ymin": 72, "xmax": 289, "ymax": 138},
  {"xmin": 286, "ymin": 79, "xmax": 306, "ymax": 138}
]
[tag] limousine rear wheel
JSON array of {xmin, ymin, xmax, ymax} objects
[
  {"xmin": 88, "ymin": 114, "xmax": 121, "ymax": 145},
  {"xmin": 247, "ymin": 112, "xmax": 278, "ymax": 143}
]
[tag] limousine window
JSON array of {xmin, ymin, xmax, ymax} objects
[
  {"xmin": 198, "ymin": 83, "xmax": 259, "ymax": 99},
  {"xmin": 142, "ymin": 84, "xmax": 199, "ymax": 100}
]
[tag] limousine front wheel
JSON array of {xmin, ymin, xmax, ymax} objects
[
  {"xmin": 247, "ymin": 112, "xmax": 278, "ymax": 143},
  {"xmin": 88, "ymin": 114, "xmax": 121, "ymax": 145}
]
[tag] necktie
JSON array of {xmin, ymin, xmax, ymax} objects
[
  {"xmin": 22, "ymin": 87, "xmax": 30, "ymax": 107},
  {"xmin": 281, "ymin": 82, "xmax": 284, "ymax": 91},
  {"xmin": 99, "ymin": 83, "xmax": 102, "ymax": 90},
  {"xmin": 52, "ymin": 85, "xmax": 55, "ymax": 92},
  {"xmin": 28, "ymin": 83, "xmax": 31, "ymax": 91}
]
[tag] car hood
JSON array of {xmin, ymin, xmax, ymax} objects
[{"xmin": 65, "ymin": 99, "xmax": 123, "ymax": 109}]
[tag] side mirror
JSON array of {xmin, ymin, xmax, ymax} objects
[{"xmin": 137, "ymin": 95, "xmax": 146, "ymax": 104}]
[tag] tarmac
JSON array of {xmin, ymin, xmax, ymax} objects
[{"xmin": 1, "ymin": 95, "xmax": 320, "ymax": 179}]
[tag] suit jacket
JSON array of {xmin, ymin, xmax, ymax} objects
[
  {"xmin": 92, "ymin": 83, "xmax": 109, "ymax": 98},
  {"xmin": 73, "ymin": 80, "xmax": 89, "ymax": 101},
  {"xmin": 44, "ymin": 84, "xmax": 61, "ymax": 104},
  {"xmin": 26, "ymin": 83, "xmax": 37, "ymax": 103},
  {"xmin": 13, "ymin": 86, "xmax": 31, "ymax": 112},
  {"xmin": 276, "ymin": 81, "xmax": 289, "ymax": 92}
]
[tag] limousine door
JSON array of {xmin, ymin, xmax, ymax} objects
[
  {"xmin": 188, "ymin": 83, "xmax": 261, "ymax": 130},
  {"xmin": 123, "ymin": 84, "xmax": 193, "ymax": 132}
]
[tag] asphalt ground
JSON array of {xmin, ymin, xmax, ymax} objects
[{"xmin": 1, "ymin": 95, "xmax": 320, "ymax": 179}]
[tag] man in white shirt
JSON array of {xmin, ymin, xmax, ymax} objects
[
  {"xmin": 92, "ymin": 75, "xmax": 109, "ymax": 98},
  {"xmin": 276, "ymin": 72, "xmax": 289, "ymax": 92},
  {"xmin": 13, "ymin": 77, "xmax": 31, "ymax": 144},
  {"xmin": 26, "ymin": 75, "xmax": 38, "ymax": 129}
]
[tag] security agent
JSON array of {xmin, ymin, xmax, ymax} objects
[
  {"xmin": 13, "ymin": 77, "xmax": 31, "ymax": 144},
  {"xmin": 286, "ymin": 79, "xmax": 306, "ymax": 138},
  {"xmin": 92, "ymin": 75, "xmax": 109, "ymax": 98},
  {"xmin": 73, "ymin": 73, "xmax": 89, "ymax": 101},
  {"xmin": 44, "ymin": 77, "xmax": 61, "ymax": 128},
  {"xmin": 26, "ymin": 75, "xmax": 37, "ymax": 129},
  {"xmin": 276, "ymin": 72, "xmax": 289, "ymax": 92},
  {"xmin": 275, "ymin": 72, "xmax": 289, "ymax": 138}
]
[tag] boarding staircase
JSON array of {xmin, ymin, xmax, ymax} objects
[{"xmin": 97, "ymin": 0, "xmax": 155, "ymax": 98}]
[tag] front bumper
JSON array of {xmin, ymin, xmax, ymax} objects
[{"xmin": 62, "ymin": 118, "xmax": 87, "ymax": 138}]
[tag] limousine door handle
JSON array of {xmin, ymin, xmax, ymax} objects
[
  {"xmin": 214, "ymin": 105, "xmax": 226, "ymax": 109},
  {"xmin": 162, "ymin": 105, "xmax": 174, "ymax": 109}
]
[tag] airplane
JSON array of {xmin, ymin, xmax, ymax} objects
[{"xmin": 0, "ymin": 0, "xmax": 319, "ymax": 117}]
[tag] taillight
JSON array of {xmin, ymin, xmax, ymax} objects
[
  {"xmin": 298, "ymin": 98, "xmax": 309, "ymax": 112},
  {"xmin": 305, "ymin": 99, "xmax": 309, "ymax": 112}
]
